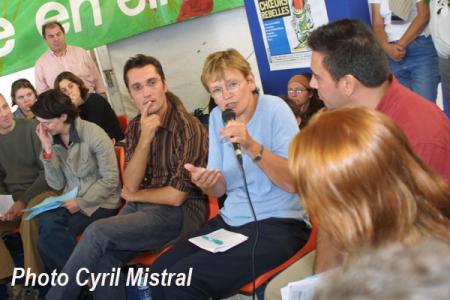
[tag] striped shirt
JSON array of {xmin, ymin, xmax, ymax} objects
[{"xmin": 125, "ymin": 94, "xmax": 208, "ymax": 194}]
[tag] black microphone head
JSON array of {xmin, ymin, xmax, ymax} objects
[{"xmin": 222, "ymin": 108, "xmax": 236, "ymax": 125}]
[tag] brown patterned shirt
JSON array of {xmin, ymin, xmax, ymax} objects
[{"xmin": 125, "ymin": 94, "xmax": 208, "ymax": 194}]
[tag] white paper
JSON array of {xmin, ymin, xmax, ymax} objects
[
  {"xmin": 281, "ymin": 274, "xmax": 322, "ymax": 300},
  {"xmin": 189, "ymin": 228, "xmax": 248, "ymax": 253},
  {"xmin": 0, "ymin": 195, "xmax": 14, "ymax": 217}
]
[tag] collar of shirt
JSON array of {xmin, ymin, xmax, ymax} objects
[{"xmin": 53, "ymin": 119, "xmax": 81, "ymax": 147}]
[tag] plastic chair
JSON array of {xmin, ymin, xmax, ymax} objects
[
  {"xmin": 117, "ymin": 114, "xmax": 129, "ymax": 136},
  {"xmin": 129, "ymin": 196, "xmax": 220, "ymax": 266},
  {"xmin": 114, "ymin": 145, "xmax": 126, "ymax": 184},
  {"xmin": 239, "ymin": 220, "xmax": 318, "ymax": 294}
]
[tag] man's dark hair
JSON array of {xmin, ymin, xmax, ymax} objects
[
  {"xmin": 308, "ymin": 19, "xmax": 389, "ymax": 87},
  {"xmin": 32, "ymin": 89, "xmax": 79, "ymax": 123},
  {"xmin": 123, "ymin": 54, "xmax": 166, "ymax": 89},
  {"xmin": 42, "ymin": 21, "xmax": 65, "ymax": 38}
]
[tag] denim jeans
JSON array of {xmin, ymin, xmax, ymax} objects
[
  {"xmin": 438, "ymin": 56, "xmax": 450, "ymax": 115},
  {"xmin": 38, "ymin": 206, "xmax": 117, "ymax": 272},
  {"xmin": 388, "ymin": 35, "xmax": 441, "ymax": 102},
  {"xmin": 46, "ymin": 202, "xmax": 183, "ymax": 300}
]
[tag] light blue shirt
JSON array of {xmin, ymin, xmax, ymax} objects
[{"xmin": 208, "ymin": 94, "xmax": 308, "ymax": 226}]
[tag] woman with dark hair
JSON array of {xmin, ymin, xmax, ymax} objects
[
  {"xmin": 289, "ymin": 107, "xmax": 450, "ymax": 273},
  {"xmin": 31, "ymin": 89, "xmax": 121, "ymax": 272},
  {"xmin": 11, "ymin": 78, "xmax": 38, "ymax": 119},
  {"xmin": 54, "ymin": 71, "xmax": 123, "ymax": 142},
  {"xmin": 286, "ymin": 73, "xmax": 324, "ymax": 129}
]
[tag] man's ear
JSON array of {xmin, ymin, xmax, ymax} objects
[{"xmin": 340, "ymin": 74, "xmax": 358, "ymax": 97}]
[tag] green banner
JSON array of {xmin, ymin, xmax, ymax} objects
[{"xmin": 0, "ymin": 0, "xmax": 243, "ymax": 76}]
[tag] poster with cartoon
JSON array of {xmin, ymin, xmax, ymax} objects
[{"xmin": 255, "ymin": 0, "xmax": 329, "ymax": 70}]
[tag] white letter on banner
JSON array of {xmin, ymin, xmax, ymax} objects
[
  {"xmin": 0, "ymin": 18, "xmax": 15, "ymax": 57},
  {"xmin": 148, "ymin": 0, "xmax": 168, "ymax": 9},
  {"xmin": 70, "ymin": 0, "xmax": 103, "ymax": 33},
  {"xmin": 35, "ymin": 2, "xmax": 70, "ymax": 36},
  {"xmin": 117, "ymin": 0, "xmax": 145, "ymax": 16}
]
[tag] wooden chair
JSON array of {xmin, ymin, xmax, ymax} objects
[
  {"xmin": 239, "ymin": 220, "xmax": 318, "ymax": 294},
  {"xmin": 117, "ymin": 115, "xmax": 129, "ymax": 137}
]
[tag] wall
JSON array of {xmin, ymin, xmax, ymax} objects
[{"xmin": 106, "ymin": 7, "xmax": 260, "ymax": 116}]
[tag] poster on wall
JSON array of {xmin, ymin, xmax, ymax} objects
[
  {"xmin": 0, "ymin": 0, "xmax": 243, "ymax": 77},
  {"xmin": 255, "ymin": 0, "xmax": 329, "ymax": 71}
]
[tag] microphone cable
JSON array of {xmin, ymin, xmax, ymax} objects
[{"xmin": 236, "ymin": 155, "xmax": 259, "ymax": 300}]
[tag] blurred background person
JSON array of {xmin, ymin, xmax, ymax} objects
[
  {"xmin": 54, "ymin": 71, "xmax": 123, "ymax": 143},
  {"xmin": 314, "ymin": 241, "xmax": 450, "ymax": 300},
  {"xmin": 369, "ymin": 0, "xmax": 440, "ymax": 102},
  {"xmin": 286, "ymin": 73, "xmax": 324, "ymax": 129},
  {"xmin": 11, "ymin": 79, "xmax": 37, "ymax": 119}
]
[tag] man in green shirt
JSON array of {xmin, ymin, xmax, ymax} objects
[{"xmin": 0, "ymin": 94, "xmax": 53, "ymax": 298}]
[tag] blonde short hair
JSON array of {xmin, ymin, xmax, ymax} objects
[{"xmin": 201, "ymin": 49, "xmax": 252, "ymax": 91}]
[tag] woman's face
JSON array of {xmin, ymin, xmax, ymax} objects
[
  {"xmin": 288, "ymin": 82, "xmax": 312, "ymax": 108},
  {"xmin": 207, "ymin": 68, "xmax": 257, "ymax": 122},
  {"xmin": 36, "ymin": 114, "xmax": 67, "ymax": 136},
  {"xmin": 14, "ymin": 88, "xmax": 36, "ymax": 112},
  {"xmin": 59, "ymin": 79, "xmax": 83, "ymax": 106}
]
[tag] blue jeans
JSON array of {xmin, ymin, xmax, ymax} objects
[
  {"xmin": 46, "ymin": 202, "xmax": 183, "ymax": 300},
  {"xmin": 438, "ymin": 56, "xmax": 450, "ymax": 116},
  {"xmin": 388, "ymin": 35, "xmax": 440, "ymax": 102},
  {"xmin": 38, "ymin": 207, "xmax": 117, "ymax": 272}
]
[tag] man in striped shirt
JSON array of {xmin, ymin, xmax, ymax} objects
[{"xmin": 47, "ymin": 54, "xmax": 209, "ymax": 300}]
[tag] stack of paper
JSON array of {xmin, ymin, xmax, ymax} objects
[
  {"xmin": 189, "ymin": 228, "xmax": 248, "ymax": 253},
  {"xmin": 0, "ymin": 195, "xmax": 14, "ymax": 218},
  {"xmin": 23, "ymin": 187, "xmax": 78, "ymax": 220},
  {"xmin": 281, "ymin": 274, "xmax": 323, "ymax": 300}
]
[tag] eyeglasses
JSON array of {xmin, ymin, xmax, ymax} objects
[
  {"xmin": 288, "ymin": 88, "xmax": 307, "ymax": 95},
  {"xmin": 130, "ymin": 78, "xmax": 161, "ymax": 93},
  {"xmin": 210, "ymin": 80, "xmax": 241, "ymax": 98}
]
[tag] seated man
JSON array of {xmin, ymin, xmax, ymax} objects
[
  {"xmin": 0, "ymin": 94, "xmax": 53, "ymax": 298},
  {"xmin": 46, "ymin": 54, "xmax": 209, "ymax": 300}
]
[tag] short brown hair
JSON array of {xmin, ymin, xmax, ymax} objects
[
  {"xmin": 11, "ymin": 79, "xmax": 37, "ymax": 105},
  {"xmin": 42, "ymin": 21, "xmax": 65, "ymax": 38}
]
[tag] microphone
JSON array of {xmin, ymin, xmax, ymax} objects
[{"xmin": 222, "ymin": 109, "xmax": 243, "ymax": 165}]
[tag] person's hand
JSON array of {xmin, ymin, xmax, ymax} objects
[
  {"xmin": 219, "ymin": 120, "xmax": 256, "ymax": 150},
  {"xmin": 139, "ymin": 101, "xmax": 161, "ymax": 145},
  {"xmin": 121, "ymin": 186, "xmax": 136, "ymax": 202},
  {"xmin": 35, "ymin": 123, "xmax": 53, "ymax": 153},
  {"xmin": 385, "ymin": 43, "xmax": 406, "ymax": 62},
  {"xmin": 62, "ymin": 199, "xmax": 80, "ymax": 214},
  {"xmin": 185, "ymin": 164, "xmax": 222, "ymax": 190},
  {"xmin": 2, "ymin": 201, "xmax": 25, "ymax": 222}
]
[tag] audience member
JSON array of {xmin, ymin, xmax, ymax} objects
[
  {"xmin": 428, "ymin": 0, "xmax": 450, "ymax": 110},
  {"xmin": 314, "ymin": 241, "xmax": 450, "ymax": 300},
  {"xmin": 289, "ymin": 107, "xmax": 450, "ymax": 274},
  {"xmin": 46, "ymin": 54, "xmax": 208, "ymax": 300},
  {"xmin": 54, "ymin": 71, "xmax": 123, "ymax": 142},
  {"xmin": 0, "ymin": 94, "xmax": 53, "ymax": 299},
  {"xmin": 306, "ymin": 17, "xmax": 450, "ymax": 277},
  {"xmin": 370, "ymin": 0, "xmax": 440, "ymax": 102},
  {"xmin": 31, "ymin": 90, "xmax": 121, "ymax": 273},
  {"xmin": 34, "ymin": 21, "xmax": 106, "ymax": 97},
  {"xmin": 11, "ymin": 79, "xmax": 37, "ymax": 119},
  {"xmin": 286, "ymin": 73, "xmax": 324, "ymax": 129},
  {"xmin": 151, "ymin": 49, "xmax": 310, "ymax": 300}
]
